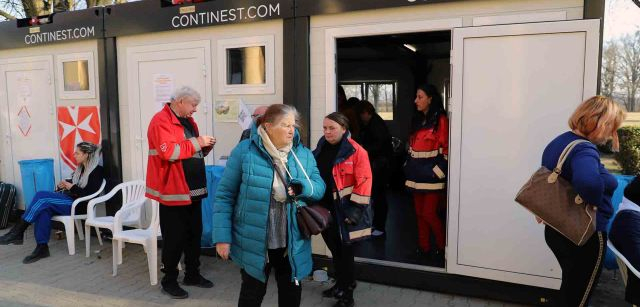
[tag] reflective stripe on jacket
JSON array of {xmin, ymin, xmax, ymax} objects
[
  {"xmin": 405, "ymin": 113, "xmax": 449, "ymax": 191},
  {"xmin": 145, "ymin": 104, "xmax": 211, "ymax": 206},
  {"xmin": 314, "ymin": 136, "xmax": 373, "ymax": 242}
]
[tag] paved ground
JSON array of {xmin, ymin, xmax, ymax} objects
[{"xmin": 0, "ymin": 229, "xmax": 628, "ymax": 307}]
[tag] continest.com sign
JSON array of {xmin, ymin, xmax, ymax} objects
[
  {"xmin": 171, "ymin": 3, "xmax": 281, "ymax": 28},
  {"xmin": 24, "ymin": 26, "xmax": 96, "ymax": 45}
]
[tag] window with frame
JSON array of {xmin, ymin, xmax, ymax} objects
[
  {"xmin": 340, "ymin": 81, "xmax": 397, "ymax": 120},
  {"xmin": 217, "ymin": 35, "xmax": 275, "ymax": 95}
]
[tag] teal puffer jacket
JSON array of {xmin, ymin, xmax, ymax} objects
[{"xmin": 213, "ymin": 127, "xmax": 326, "ymax": 283}]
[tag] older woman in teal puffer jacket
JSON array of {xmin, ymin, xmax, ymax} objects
[{"xmin": 214, "ymin": 104, "xmax": 325, "ymax": 307}]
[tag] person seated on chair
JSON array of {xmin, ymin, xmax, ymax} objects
[
  {"xmin": 610, "ymin": 176, "xmax": 640, "ymax": 306},
  {"xmin": 0, "ymin": 142, "xmax": 104, "ymax": 264}
]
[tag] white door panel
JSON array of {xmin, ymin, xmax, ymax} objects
[
  {"xmin": 447, "ymin": 19, "xmax": 600, "ymax": 288},
  {"xmin": 126, "ymin": 41, "xmax": 211, "ymax": 180},
  {"xmin": 0, "ymin": 58, "xmax": 59, "ymax": 208}
]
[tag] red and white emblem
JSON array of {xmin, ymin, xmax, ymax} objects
[{"xmin": 57, "ymin": 106, "xmax": 101, "ymax": 175}]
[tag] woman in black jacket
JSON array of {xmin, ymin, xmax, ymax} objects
[{"xmin": 0, "ymin": 142, "xmax": 104, "ymax": 264}]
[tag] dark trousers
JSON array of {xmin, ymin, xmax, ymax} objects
[
  {"xmin": 22, "ymin": 191, "xmax": 73, "ymax": 244},
  {"xmin": 321, "ymin": 217, "xmax": 355, "ymax": 290},
  {"xmin": 238, "ymin": 248, "xmax": 301, "ymax": 307},
  {"xmin": 159, "ymin": 200, "xmax": 202, "ymax": 283},
  {"xmin": 545, "ymin": 226, "xmax": 605, "ymax": 307},
  {"xmin": 371, "ymin": 175, "xmax": 389, "ymax": 232}
]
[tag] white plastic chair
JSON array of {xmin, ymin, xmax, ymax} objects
[
  {"xmin": 608, "ymin": 240, "xmax": 640, "ymax": 284},
  {"xmin": 84, "ymin": 180, "xmax": 146, "ymax": 257},
  {"xmin": 112, "ymin": 199, "xmax": 159, "ymax": 285},
  {"xmin": 51, "ymin": 179, "xmax": 106, "ymax": 255}
]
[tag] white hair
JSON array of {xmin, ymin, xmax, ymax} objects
[{"xmin": 172, "ymin": 86, "xmax": 201, "ymax": 104}]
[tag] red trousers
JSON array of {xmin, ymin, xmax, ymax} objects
[{"xmin": 413, "ymin": 191, "xmax": 445, "ymax": 252}]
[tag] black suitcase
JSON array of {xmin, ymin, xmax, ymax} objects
[{"xmin": 0, "ymin": 182, "xmax": 17, "ymax": 229}]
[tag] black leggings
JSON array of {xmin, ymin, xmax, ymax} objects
[
  {"xmin": 238, "ymin": 248, "xmax": 301, "ymax": 307},
  {"xmin": 545, "ymin": 226, "xmax": 605, "ymax": 307}
]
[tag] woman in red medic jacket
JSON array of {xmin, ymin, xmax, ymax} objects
[{"xmin": 404, "ymin": 84, "xmax": 448, "ymax": 265}]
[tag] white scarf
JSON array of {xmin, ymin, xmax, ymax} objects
[{"xmin": 258, "ymin": 126, "xmax": 292, "ymax": 202}]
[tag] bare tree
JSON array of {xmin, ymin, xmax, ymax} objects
[
  {"xmin": 618, "ymin": 31, "xmax": 640, "ymax": 112},
  {"xmin": 601, "ymin": 41, "xmax": 620, "ymax": 97},
  {"xmin": 0, "ymin": 0, "xmax": 125, "ymax": 20}
]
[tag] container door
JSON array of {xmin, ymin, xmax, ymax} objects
[
  {"xmin": 447, "ymin": 19, "xmax": 600, "ymax": 289},
  {"xmin": 125, "ymin": 41, "xmax": 212, "ymax": 180},
  {"xmin": 0, "ymin": 57, "xmax": 59, "ymax": 209}
]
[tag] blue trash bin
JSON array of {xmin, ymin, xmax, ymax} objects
[
  {"xmin": 604, "ymin": 174, "xmax": 636, "ymax": 270},
  {"xmin": 201, "ymin": 165, "xmax": 225, "ymax": 247},
  {"xmin": 18, "ymin": 159, "xmax": 55, "ymax": 209}
]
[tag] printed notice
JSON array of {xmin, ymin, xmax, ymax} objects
[{"xmin": 153, "ymin": 74, "xmax": 175, "ymax": 110}]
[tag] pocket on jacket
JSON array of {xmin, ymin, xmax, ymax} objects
[{"xmin": 339, "ymin": 163, "xmax": 354, "ymax": 175}]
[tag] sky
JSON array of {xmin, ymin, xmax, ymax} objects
[{"xmin": 604, "ymin": 0, "xmax": 640, "ymax": 41}]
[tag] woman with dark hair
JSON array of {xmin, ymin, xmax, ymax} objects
[
  {"xmin": 404, "ymin": 84, "xmax": 448, "ymax": 265},
  {"xmin": 0, "ymin": 142, "xmax": 104, "ymax": 264},
  {"xmin": 314, "ymin": 112, "xmax": 372, "ymax": 307},
  {"xmin": 214, "ymin": 104, "xmax": 325, "ymax": 307}
]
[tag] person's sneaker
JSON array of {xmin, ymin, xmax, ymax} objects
[
  {"xmin": 0, "ymin": 230, "xmax": 24, "ymax": 245},
  {"xmin": 161, "ymin": 282, "xmax": 189, "ymax": 299},
  {"xmin": 183, "ymin": 274, "xmax": 214, "ymax": 288},
  {"xmin": 22, "ymin": 244, "xmax": 50, "ymax": 264},
  {"xmin": 371, "ymin": 230, "xmax": 385, "ymax": 237}
]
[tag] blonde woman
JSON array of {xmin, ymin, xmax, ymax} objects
[
  {"xmin": 0, "ymin": 142, "xmax": 104, "ymax": 264},
  {"xmin": 541, "ymin": 96, "xmax": 625, "ymax": 306}
]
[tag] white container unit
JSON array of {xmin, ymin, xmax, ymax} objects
[
  {"xmin": 308, "ymin": 0, "xmax": 599, "ymax": 290},
  {"xmin": 115, "ymin": 20, "xmax": 284, "ymax": 182},
  {"xmin": 0, "ymin": 40, "xmax": 102, "ymax": 209}
]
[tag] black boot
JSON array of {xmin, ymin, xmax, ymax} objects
[
  {"xmin": 23, "ymin": 244, "xmax": 50, "ymax": 264},
  {"xmin": 183, "ymin": 272, "xmax": 214, "ymax": 288},
  {"xmin": 322, "ymin": 282, "xmax": 357, "ymax": 299},
  {"xmin": 0, "ymin": 220, "xmax": 30, "ymax": 245},
  {"xmin": 161, "ymin": 277, "xmax": 189, "ymax": 299},
  {"xmin": 334, "ymin": 289, "xmax": 355, "ymax": 307}
]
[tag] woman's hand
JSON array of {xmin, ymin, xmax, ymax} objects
[
  {"xmin": 57, "ymin": 181, "xmax": 73, "ymax": 190},
  {"xmin": 216, "ymin": 243, "xmax": 230, "ymax": 260}
]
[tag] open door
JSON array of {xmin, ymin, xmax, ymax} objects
[{"xmin": 447, "ymin": 19, "xmax": 600, "ymax": 288}]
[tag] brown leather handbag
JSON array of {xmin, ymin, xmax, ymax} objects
[
  {"xmin": 293, "ymin": 200, "xmax": 332, "ymax": 239},
  {"xmin": 273, "ymin": 153, "xmax": 332, "ymax": 240},
  {"xmin": 515, "ymin": 139, "xmax": 596, "ymax": 246}
]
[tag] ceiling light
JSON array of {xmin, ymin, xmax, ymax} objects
[{"xmin": 403, "ymin": 44, "xmax": 417, "ymax": 52}]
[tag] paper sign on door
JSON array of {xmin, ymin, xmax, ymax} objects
[{"xmin": 153, "ymin": 74, "xmax": 175, "ymax": 111}]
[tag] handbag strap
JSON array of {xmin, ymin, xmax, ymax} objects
[{"xmin": 547, "ymin": 139, "xmax": 589, "ymax": 183}]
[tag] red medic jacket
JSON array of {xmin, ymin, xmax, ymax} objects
[
  {"xmin": 404, "ymin": 113, "xmax": 449, "ymax": 191},
  {"xmin": 145, "ymin": 104, "xmax": 211, "ymax": 206},
  {"xmin": 313, "ymin": 135, "xmax": 373, "ymax": 242}
]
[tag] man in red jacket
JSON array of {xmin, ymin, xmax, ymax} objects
[{"xmin": 146, "ymin": 86, "xmax": 216, "ymax": 299}]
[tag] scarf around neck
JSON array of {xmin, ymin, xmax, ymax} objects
[{"xmin": 258, "ymin": 126, "xmax": 293, "ymax": 202}]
